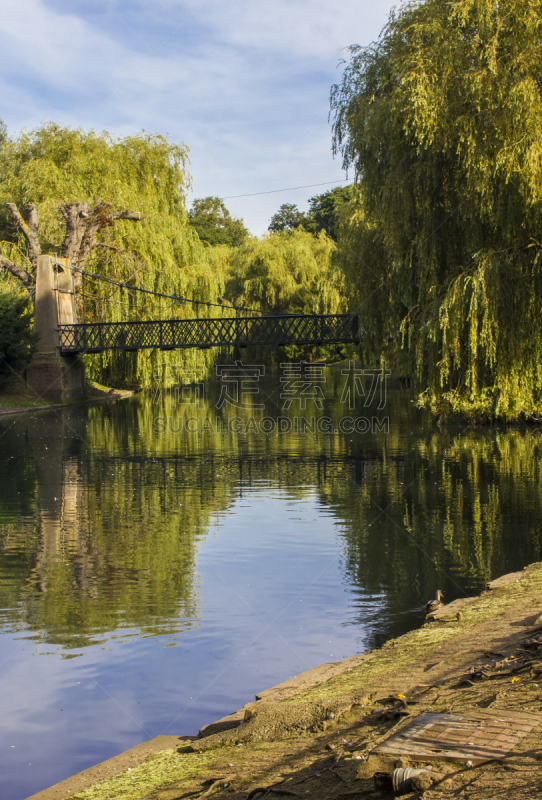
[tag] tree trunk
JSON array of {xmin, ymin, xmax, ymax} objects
[{"xmin": 0, "ymin": 201, "xmax": 141, "ymax": 304}]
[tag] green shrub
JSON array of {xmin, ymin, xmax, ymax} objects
[{"xmin": 0, "ymin": 293, "xmax": 38, "ymax": 388}]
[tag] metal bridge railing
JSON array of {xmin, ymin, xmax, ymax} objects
[{"xmin": 59, "ymin": 314, "xmax": 361, "ymax": 354}]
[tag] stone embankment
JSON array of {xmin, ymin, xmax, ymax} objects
[{"xmin": 29, "ymin": 564, "xmax": 542, "ymax": 800}]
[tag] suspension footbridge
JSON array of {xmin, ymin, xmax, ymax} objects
[
  {"xmin": 59, "ymin": 314, "xmax": 359, "ymax": 354},
  {"xmin": 27, "ymin": 256, "xmax": 361, "ymax": 398}
]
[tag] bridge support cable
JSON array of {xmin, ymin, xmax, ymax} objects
[{"xmin": 52, "ymin": 259, "xmax": 275, "ymax": 318}]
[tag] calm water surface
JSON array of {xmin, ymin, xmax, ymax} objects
[{"xmin": 1, "ymin": 370, "xmax": 542, "ymax": 799}]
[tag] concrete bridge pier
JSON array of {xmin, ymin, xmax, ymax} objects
[{"xmin": 26, "ymin": 255, "xmax": 86, "ymax": 400}]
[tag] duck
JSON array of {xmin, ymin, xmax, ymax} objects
[{"xmin": 424, "ymin": 589, "xmax": 444, "ymax": 614}]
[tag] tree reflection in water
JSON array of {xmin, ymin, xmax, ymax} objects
[{"xmin": 0, "ymin": 374, "xmax": 541, "ymax": 653}]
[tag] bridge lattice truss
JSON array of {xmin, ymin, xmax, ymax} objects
[{"xmin": 59, "ymin": 313, "xmax": 361, "ymax": 354}]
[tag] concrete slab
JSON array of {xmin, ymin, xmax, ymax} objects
[
  {"xmin": 255, "ymin": 653, "xmax": 374, "ymax": 701},
  {"xmin": 373, "ymin": 708, "xmax": 542, "ymax": 763}
]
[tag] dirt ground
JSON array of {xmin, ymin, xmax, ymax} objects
[{"xmin": 30, "ymin": 563, "xmax": 542, "ymax": 800}]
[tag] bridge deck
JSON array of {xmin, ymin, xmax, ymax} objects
[{"xmin": 59, "ymin": 313, "xmax": 360, "ymax": 354}]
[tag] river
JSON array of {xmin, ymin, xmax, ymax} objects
[{"xmin": 1, "ymin": 365, "xmax": 541, "ymax": 798}]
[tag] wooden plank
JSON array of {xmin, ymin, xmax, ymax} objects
[{"xmin": 374, "ymin": 710, "xmax": 542, "ymax": 763}]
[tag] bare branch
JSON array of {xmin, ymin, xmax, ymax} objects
[
  {"xmin": 77, "ymin": 202, "xmax": 141, "ymax": 271},
  {"xmin": 78, "ymin": 223, "xmax": 106, "ymax": 270},
  {"xmin": 0, "ymin": 255, "xmax": 33, "ymax": 290},
  {"xmin": 110, "ymin": 210, "xmax": 142, "ymax": 221},
  {"xmin": 6, "ymin": 203, "xmax": 41, "ymax": 268},
  {"xmin": 92, "ymin": 243, "xmax": 122, "ymax": 253},
  {"xmin": 0, "ymin": 200, "xmax": 141, "ymax": 303}
]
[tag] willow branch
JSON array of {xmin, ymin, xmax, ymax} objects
[
  {"xmin": 6, "ymin": 203, "xmax": 41, "ymax": 267},
  {"xmin": 77, "ymin": 205, "xmax": 141, "ymax": 269}
]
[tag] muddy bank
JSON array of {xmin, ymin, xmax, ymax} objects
[{"xmin": 28, "ymin": 563, "xmax": 542, "ymax": 800}]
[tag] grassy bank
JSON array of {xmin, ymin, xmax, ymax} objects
[
  {"xmin": 31, "ymin": 563, "xmax": 542, "ymax": 800},
  {"xmin": 0, "ymin": 386, "xmax": 55, "ymax": 409},
  {"xmin": 0, "ymin": 381, "xmax": 133, "ymax": 416}
]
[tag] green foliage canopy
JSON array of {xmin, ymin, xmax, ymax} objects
[
  {"xmin": 0, "ymin": 122, "xmax": 354, "ymax": 388},
  {"xmin": 0, "ymin": 123, "xmax": 228, "ymax": 388},
  {"xmin": 268, "ymin": 203, "xmax": 308, "ymax": 233},
  {"xmin": 188, "ymin": 196, "xmax": 249, "ymax": 246},
  {"xmin": 268, "ymin": 187, "xmax": 354, "ymax": 240},
  {"xmin": 213, "ymin": 228, "xmax": 348, "ymax": 360},
  {"xmin": 306, "ymin": 185, "xmax": 354, "ymax": 241},
  {"xmin": 216, "ymin": 228, "xmax": 342, "ymax": 315},
  {"xmin": 331, "ymin": 0, "xmax": 542, "ymax": 419}
]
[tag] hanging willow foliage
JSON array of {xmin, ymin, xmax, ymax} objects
[
  {"xmin": 215, "ymin": 228, "xmax": 343, "ymax": 314},
  {"xmin": 331, "ymin": 0, "xmax": 542, "ymax": 419},
  {"xmin": 212, "ymin": 229, "xmax": 347, "ymax": 361},
  {"xmin": 0, "ymin": 123, "xmax": 229, "ymax": 388}
]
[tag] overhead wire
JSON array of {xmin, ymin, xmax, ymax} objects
[{"xmin": 219, "ymin": 178, "xmax": 350, "ymax": 200}]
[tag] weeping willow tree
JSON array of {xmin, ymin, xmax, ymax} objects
[
  {"xmin": 331, "ymin": 0, "xmax": 542, "ymax": 419},
  {"xmin": 0, "ymin": 123, "xmax": 229, "ymax": 388},
  {"xmin": 216, "ymin": 228, "xmax": 343, "ymax": 313},
  {"xmin": 212, "ymin": 228, "xmax": 350, "ymax": 361}
]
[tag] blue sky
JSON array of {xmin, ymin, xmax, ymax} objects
[{"xmin": 1, "ymin": 0, "xmax": 397, "ymax": 234}]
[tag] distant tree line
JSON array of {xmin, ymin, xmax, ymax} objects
[
  {"xmin": 186, "ymin": 185, "xmax": 355, "ymax": 245},
  {"xmin": 187, "ymin": 196, "xmax": 249, "ymax": 247},
  {"xmin": 267, "ymin": 185, "xmax": 354, "ymax": 241}
]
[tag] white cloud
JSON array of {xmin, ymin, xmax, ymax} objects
[{"xmin": 1, "ymin": 0, "xmax": 397, "ymax": 233}]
